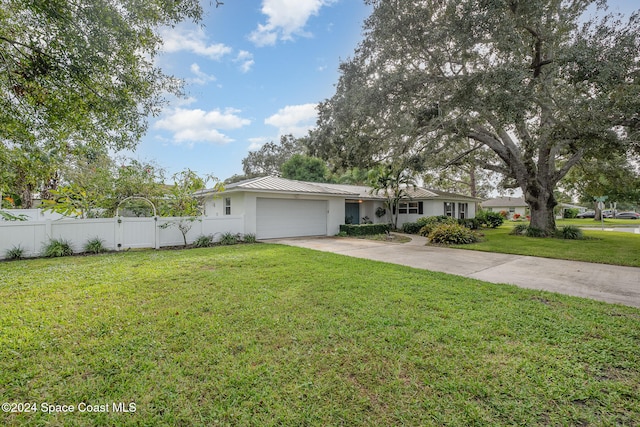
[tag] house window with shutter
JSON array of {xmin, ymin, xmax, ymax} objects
[
  {"xmin": 458, "ymin": 203, "xmax": 468, "ymax": 219},
  {"xmin": 444, "ymin": 202, "xmax": 455, "ymax": 217}
]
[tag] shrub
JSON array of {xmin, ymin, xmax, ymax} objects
[
  {"xmin": 510, "ymin": 224, "xmax": 529, "ymax": 236},
  {"xmin": 84, "ymin": 237, "xmax": 107, "ymax": 254},
  {"xmin": 428, "ymin": 223, "xmax": 481, "ymax": 245},
  {"xmin": 219, "ymin": 232, "xmax": 239, "ymax": 245},
  {"xmin": 417, "ymin": 216, "xmax": 457, "ymax": 236},
  {"xmin": 43, "ymin": 239, "xmax": 74, "ymax": 257},
  {"xmin": 563, "ymin": 208, "xmax": 579, "ymax": 219},
  {"xmin": 525, "ymin": 226, "xmax": 549, "ymax": 238},
  {"xmin": 5, "ymin": 245, "xmax": 24, "ymax": 260},
  {"xmin": 499, "ymin": 210, "xmax": 509, "ymax": 218},
  {"xmin": 194, "ymin": 234, "xmax": 214, "ymax": 248},
  {"xmin": 242, "ymin": 233, "xmax": 257, "ymax": 243},
  {"xmin": 458, "ymin": 217, "xmax": 481, "ymax": 230},
  {"xmin": 339, "ymin": 223, "xmax": 390, "ymax": 236},
  {"xmin": 557, "ymin": 226, "xmax": 583, "ymax": 240},
  {"xmin": 477, "ymin": 211, "xmax": 504, "ymax": 228},
  {"xmin": 401, "ymin": 222, "xmax": 422, "ymax": 234},
  {"xmin": 513, "ymin": 213, "xmax": 521, "ymax": 220}
]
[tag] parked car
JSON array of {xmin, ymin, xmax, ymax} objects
[
  {"xmin": 576, "ymin": 211, "xmax": 595, "ymax": 218},
  {"xmin": 614, "ymin": 212, "xmax": 640, "ymax": 219}
]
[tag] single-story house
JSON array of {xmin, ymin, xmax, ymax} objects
[
  {"xmin": 481, "ymin": 197, "xmax": 528, "ymax": 218},
  {"xmin": 198, "ymin": 176, "xmax": 480, "ymax": 239}
]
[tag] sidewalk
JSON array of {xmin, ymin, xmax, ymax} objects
[{"xmin": 265, "ymin": 235, "xmax": 640, "ymax": 308}]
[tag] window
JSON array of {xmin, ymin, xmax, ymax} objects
[
  {"xmin": 224, "ymin": 197, "xmax": 231, "ymax": 215},
  {"xmin": 444, "ymin": 202, "xmax": 455, "ymax": 217},
  {"xmin": 398, "ymin": 201, "xmax": 423, "ymax": 214},
  {"xmin": 458, "ymin": 203, "xmax": 468, "ymax": 219}
]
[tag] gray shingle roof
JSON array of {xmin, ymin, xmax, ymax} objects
[{"xmin": 481, "ymin": 197, "xmax": 527, "ymax": 208}]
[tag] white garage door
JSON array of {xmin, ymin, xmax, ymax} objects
[{"xmin": 256, "ymin": 198, "xmax": 327, "ymax": 239}]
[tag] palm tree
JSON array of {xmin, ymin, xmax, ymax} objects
[{"xmin": 368, "ymin": 164, "xmax": 416, "ymax": 230}]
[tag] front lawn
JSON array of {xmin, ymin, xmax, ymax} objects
[
  {"xmin": 1, "ymin": 246, "xmax": 639, "ymax": 426},
  {"xmin": 556, "ymin": 218, "xmax": 640, "ymax": 227},
  {"xmin": 455, "ymin": 226, "xmax": 640, "ymax": 267}
]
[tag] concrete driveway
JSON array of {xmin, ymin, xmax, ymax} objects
[{"xmin": 265, "ymin": 235, "xmax": 640, "ymax": 308}]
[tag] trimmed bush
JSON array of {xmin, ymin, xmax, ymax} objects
[
  {"xmin": 401, "ymin": 222, "xmax": 422, "ymax": 234},
  {"xmin": 563, "ymin": 208, "xmax": 579, "ymax": 219},
  {"xmin": 84, "ymin": 237, "xmax": 107, "ymax": 254},
  {"xmin": 477, "ymin": 211, "xmax": 505, "ymax": 228},
  {"xmin": 340, "ymin": 223, "xmax": 390, "ymax": 236},
  {"xmin": 428, "ymin": 223, "xmax": 481, "ymax": 245},
  {"xmin": 417, "ymin": 216, "xmax": 457, "ymax": 236},
  {"xmin": 557, "ymin": 226, "xmax": 584, "ymax": 240},
  {"xmin": 5, "ymin": 245, "xmax": 24, "ymax": 260},
  {"xmin": 43, "ymin": 239, "xmax": 74, "ymax": 257},
  {"xmin": 194, "ymin": 234, "xmax": 214, "ymax": 248}
]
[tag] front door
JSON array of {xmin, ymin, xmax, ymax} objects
[{"xmin": 345, "ymin": 202, "xmax": 360, "ymax": 224}]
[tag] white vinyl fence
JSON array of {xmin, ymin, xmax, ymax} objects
[{"xmin": 0, "ymin": 216, "xmax": 244, "ymax": 259}]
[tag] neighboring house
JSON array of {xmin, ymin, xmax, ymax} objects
[
  {"xmin": 198, "ymin": 176, "xmax": 480, "ymax": 239},
  {"xmin": 481, "ymin": 197, "xmax": 528, "ymax": 218}
]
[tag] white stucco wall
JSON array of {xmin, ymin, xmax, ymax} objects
[{"xmin": 204, "ymin": 191, "xmax": 345, "ymax": 237}]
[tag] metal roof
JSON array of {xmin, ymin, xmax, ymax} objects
[
  {"xmin": 217, "ymin": 176, "xmax": 358, "ymax": 196},
  {"xmin": 198, "ymin": 176, "xmax": 481, "ymax": 201}
]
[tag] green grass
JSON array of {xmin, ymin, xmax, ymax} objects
[
  {"xmin": 556, "ymin": 218, "xmax": 640, "ymax": 227},
  {"xmin": 1, "ymin": 245, "xmax": 639, "ymax": 426},
  {"xmin": 456, "ymin": 226, "xmax": 640, "ymax": 267}
]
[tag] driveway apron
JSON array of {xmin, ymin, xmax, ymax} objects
[{"xmin": 265, "ymin": 235, "xmax": 640, "ymax": 308}]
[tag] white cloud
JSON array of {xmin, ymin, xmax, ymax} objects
[
  {"xmin": 160, "ymin": 26, "xmax": 232, "ymax": 60},
  {"xmin": 154, "ymin": 108, "xmax": 251, "ymax": 145},
  {"xmin": 189, "ymin": 63, "xmax": 217, "ymax": 85},
  {"xmin": 265, "ymin": 103, "xmax": 317, "ymax": 137},
  {"xmin": 247, "ymin": 137, "xmax": 271, "ymax": 151},
  {"xmin": 234, "ymin": 51, "xmax": 255, "ymax": 73},
  {"xmin": 249, "ymin": 0, "xmax": 335, "ymax": 46}
]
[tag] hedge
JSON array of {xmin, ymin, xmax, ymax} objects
[{"xmin": 340, "ymin": 223, "xmax": 390, "ymax": 236}]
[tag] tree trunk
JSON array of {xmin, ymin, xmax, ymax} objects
[{"xmin": 524, "ymin": 184, "xmax": 557, "ymax": 234}]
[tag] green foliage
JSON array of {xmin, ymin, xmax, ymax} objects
[
  {"xmin": 193, "ymin": 235, "xmax": 215, "ymax": 248},
  {"xmin": 477, "ymin": 211, "xmax": 505, "ymax": 228},
  {"xmin": 557, "ymin": 226, "xmax": 584, "ymax": 240},
  {"xmin": 0, "ymin": 210, "xmax": 28, "ymax": 221},
  {"xmin": 368, "ymin": 164, "xmax": 417, "ymax": 229},
  {"xmin": 241, "ymin": 233, "xmax": 257, "ymax": 244},
  {"xmin": 242, "ymin": 134, "xmax": 306, "ymax": 177},
  {"xmin": 401, "ymin": 222, "xmax": 422, "ymax": 234},
  {"xmin": 525, "ymin": 227, "xmax": 549, "ymax": 238},
  {"xmin": 83, "ymin": 237, "xmax": 107, "ymax": 254},
  {"xmin": 5, "ymin": 245, "xmax": 24, "ymax": 260},
  {"xmin": 510, "ymin": 224, "xmax": 529, "ymax": 236},
  {"xmin": 458, "ymin": 217, "xmax": 481, "ymax": 230},
  {"xmin": 43, "ymin": 239, "xmax": 74, "ymax": 258},
  {"xmin": 417, "ymin": 216, "xmax": 457, "ymax": 236},
  {"xmin": 428, "ymin": 223, "xmax": 481, "ymax": 245},
  {"xmin": 1, "ymin": 0, "xmax": 204, "ymax": 152},
  {"xmin": 339, "ymin": 223, "xmax": 390, "ymax": 236},
  {"xmin": 281, "ymin": 154, "xmax": 329, "ymax": 182},
  {"xmin": 563, "ymin": 208, "xmax": 580, "ymax": 219},
  {"xmin": 219, "ymin": 232, "xmax": 239, "ymax": 246}
]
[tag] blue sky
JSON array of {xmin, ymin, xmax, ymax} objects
[
  {"xmin": 129, "ymin": 0, "xmax": 637, "ymax": 183},
  {"xmin": 127, "ymin": 0, "xmax": 372, "ymax": 182}
]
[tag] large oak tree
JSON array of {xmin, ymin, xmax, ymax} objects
[{"xmin": 312, "ymin": 0, "xmax": 640, "ymax": 233}]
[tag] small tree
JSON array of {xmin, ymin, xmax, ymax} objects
[
  {"xmin": 160, "ymin": 169, "xmax": 222, "ymax": 247},
  {"xmin": 368, "ymin": 164, "xmax": 416, "ymax": 230}
]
